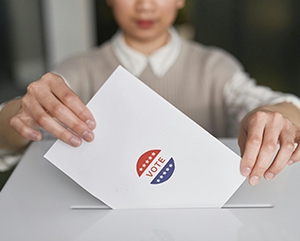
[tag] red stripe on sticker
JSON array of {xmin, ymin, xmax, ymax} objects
[{"xmin": 136, "ymin": 150, "xmax": 161, "ymax": 177}]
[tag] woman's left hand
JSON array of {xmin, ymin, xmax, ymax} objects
[{"xmin": 238, "ymin": 104, "xmax": 300, "ymax": 186}]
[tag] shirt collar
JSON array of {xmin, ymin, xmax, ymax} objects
[{"xmin": 111, "ymin": 27, "xmax": 182, "ymax": 78}]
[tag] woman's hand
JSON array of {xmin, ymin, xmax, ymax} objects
[
  {"xmin": 9, "ymin": 73, "xmax": 96, "ymax": 147},
  {"xmin": 238, "ymin": 103, "xmax": 300, "ymax": 186}
]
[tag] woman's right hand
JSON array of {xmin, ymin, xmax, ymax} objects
[{"xmin": 10, "ymin": 73, "xmax": 96, "ymax": 147}]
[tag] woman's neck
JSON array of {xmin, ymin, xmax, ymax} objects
[{"xmin": 123, "ymin": 32, "xmax": 170, "ymax": 55}]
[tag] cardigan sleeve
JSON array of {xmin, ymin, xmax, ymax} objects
[
  {"xmin": 223, "ymin": 71, "xmax": 300, "ymax": 136},
  {"xmin": 0, "ymin": 102, "xmax": 22, "ymax": 171}
]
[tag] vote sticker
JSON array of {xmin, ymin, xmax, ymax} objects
[{"xmin": 136, "ymin": 150, "xmax": 175, "ymax": 185}]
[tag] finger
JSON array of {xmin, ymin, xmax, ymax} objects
[
  {"xmin": 288, "ymin": 144, "xmax": 300, "ymax": 165},
  {"xmin": 288, "ymin": 127, "xmax": 300, "ymax": 165},
  {"xmin": 48, "ymin": 80, "xmax": 96, "ymax": 130},
  {"xmin": 26, "ymin": 99, "xmax": 83, "ymax": 147},
  {"xmin": 35, "ymin": 92, "xmax": 94, "ymax": 143},
  {"xmin": 238, "ymin": 128, "xmax": 247, "ymax": 156},
  {"xmin": 240, "ymin": 117, "xmax": 265, "ymax": 177},
  {"xmin": 10, "ymin": 114, "xmax": 42, "ymax": 141},
  {"xmin": 249, "ymin": 120, "xmax": 281, "ymax": 185},
  {"xmin": 264, "ymin": 129, "xmax": 295, "ymax": 180}
]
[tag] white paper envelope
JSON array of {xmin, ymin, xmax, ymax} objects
[{"xmin": 44, "ymin": 66, "xmax": 245, "ymax": 209}]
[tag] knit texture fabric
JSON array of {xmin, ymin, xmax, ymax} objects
[{"xmin": 53, "ymin": 39, "xmax": 243, "ymax": 137}]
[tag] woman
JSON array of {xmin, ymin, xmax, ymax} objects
[{"xmin": 1, "ymin": 0, "xmax": 300, "ymax": 186}]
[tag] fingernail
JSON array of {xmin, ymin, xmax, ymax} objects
[
  {"xmin": 70, "ymin": 136, "xmax": 81, "ymax": 147},
  {"xmin": 86, "ymin": 119, "xmax": 96, "ymax": 129},
  {"xmin": 83, "ymin": 131, "xmax": 94, "ymax": 142},
  {"xmin": 242, "ymin": 167, "xmax": 251, "ymax": 176},
  {"xmin": 250, "ymin": 176, "xmax": 260, "ymax": 186},
  {"xmin": 287, "ymin": 160, "xmax": 294, "ymax": 166},
  {"xmin": 30, "ymin": 132, "xmax": 40, "ymax": 141},
  {"xmin": 265, "ymin": 172, "xmax": 274, "ymax": 181}
]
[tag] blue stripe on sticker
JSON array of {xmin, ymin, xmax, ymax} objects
[{"xmin": 151, "ymin": 158, "xmax": 175, "ymax": 185}]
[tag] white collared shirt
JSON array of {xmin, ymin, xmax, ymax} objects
[{"xmin": 111, "ymin": 27, "xmax": 181, "ymax": 78}]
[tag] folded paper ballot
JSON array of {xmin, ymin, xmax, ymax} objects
[{"xmin": 44, "ymin": 66, "xmax": 245, "ymax": 209}]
